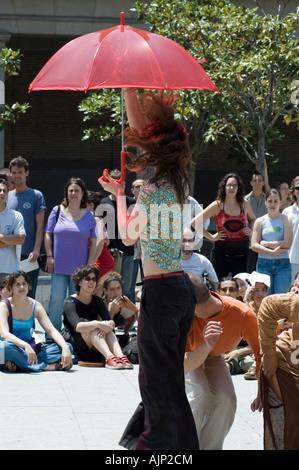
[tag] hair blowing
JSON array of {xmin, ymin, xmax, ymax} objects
[{"xmin": 124, "ymin": 92, "xmax": 193, "ymax": 206}]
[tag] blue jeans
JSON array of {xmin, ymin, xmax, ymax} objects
[
  {"xmin": 21, "ymin": 254, "xmax": 39, "ymax": 299},
  {"xmin": 0, "ymin": 341, "xmax": 73, "ymax": 372},
  {"xmin": 256, "ymin": 257, "xmax": 292, "ymax": 295},
  {"xmin": 121, "ymin": 255, "xmax": 134, "ymax": 301},
  {"xmin": 46, "ymin": 273, "xmax": 75, "ymax": 339},
  {"xmin": 129, "ymin": 258, "xmax": 143, "ymax": 303}
]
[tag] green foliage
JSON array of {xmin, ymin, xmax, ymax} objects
[
  {"xmin": 78, "ymin": 0, "xmax": 299, "ymax": 173},
  {"xmin": 0, "ymin": 48, "xmax": 22, "ymax": 76},
  {"xmin": 0, "ymin": 48, "xmax": 30, "ymax": 130},
  {"xmin": 78, "ymin": 89, "xmax": 123, "ymax": 141},
  {"xmin": 0, "ymin": 102, "xmax": 30, "ymax": 132}
]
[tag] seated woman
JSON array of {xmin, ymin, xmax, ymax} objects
[
  {"xmin": 233, "ymin": 272, "xmax": 251, "ymax": 301},
  {"xmin": 0, "ymin": 271, "xmax": 73, "ymax": 372},
  {"xmin": 61, "ymin": 264, "xmax": 133, "ymax": 370},
  {"xmin": 100, "ymin": 271, "xmax": 139, "ymax": 333}
]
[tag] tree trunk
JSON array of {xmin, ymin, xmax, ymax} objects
[{"xmin": 256, "ymin": 131, "xmax": 266, "ymax": 176}]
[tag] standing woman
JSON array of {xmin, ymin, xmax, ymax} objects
[
  {"xmin": 282, "ymin": 176, "xmax": 299, "ymax": 282},
  {"xmin": 192, "ymin": 173, "xmax": 256, "ymax": 279},
  {"xmin": 44, "ymin": 178, "xmax": 98, "ymax": 337},
  {"xmin": 99, "ymin": 90, "xmax": 199, "ymax": 451},
  {"xmin": 251, "ymin": 188, "xmax": 293, "ymax": 294},
  {"xmin": 0, "ymin": 271, "xmax": 73, "ymax": 372}
]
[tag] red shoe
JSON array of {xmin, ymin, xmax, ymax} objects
[
  {"xmin": 120, "ymin": 355, "xmax": 134, "ymax": 369},
  {"xmin": 105, "ymin": 355, "xmax": 124, "ymax": 370}
]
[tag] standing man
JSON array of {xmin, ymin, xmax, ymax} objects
[
  {"xmin": 96, "ymin": 169, "xmax": 135, "ymax": 301},
  {"xmin": 7, "ymin": 156, "xmax": 46, "ymax": 298},
  {"xmin": 129, "ymin": 178, "xmax": 144, "ymax": 301},
  {"xmin": 0, "ymin": 178, "xmax": 26, "ymax": 277},
  {"xmin": 245, "ymin": 172, "xmax": 269, "ymax": 219},
  {"xmin": 0, "ymin": 168, "xmax": 15, "ymax": 190},
  {"xmin": 181, "ymin": 227, "xmax": 219, "ymax": 291},
  {"xmin": 245, "ymin": 163, "xmax": 270, "ymax": 271}
]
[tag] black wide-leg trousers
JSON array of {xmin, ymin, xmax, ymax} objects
[{"xmin": 119, "ymin": 273, "xmax": 199, "ymax": 451}]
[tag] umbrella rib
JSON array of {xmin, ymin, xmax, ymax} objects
[{"xmin": 85, "ymin": 43, "xmax": 101, "ymax": 90}]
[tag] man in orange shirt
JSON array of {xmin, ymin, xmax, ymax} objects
[{"xmin": 184, "ymin": 274, "xmax": 261, "ymax": 450}]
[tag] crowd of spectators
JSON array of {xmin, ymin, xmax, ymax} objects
[{"xmin": 0, "ymin": 150, "xmax": 298, "ymax": 451}]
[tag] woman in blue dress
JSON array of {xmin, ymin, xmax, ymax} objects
[{"xmin": 0, "ymin": 271, "xmax": 73, "ymax": 372}]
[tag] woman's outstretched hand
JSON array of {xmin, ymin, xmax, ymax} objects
[{"xmin": 98, "ymin": 171, "xmax": 121, "ymax": 196}]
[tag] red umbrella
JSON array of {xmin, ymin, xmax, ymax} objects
[{"xmin": 29, "ymin": 12, "xmax": 218, "ymax": 181}]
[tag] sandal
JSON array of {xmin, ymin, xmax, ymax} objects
[
  {"xmin": 4, "ymin": 360, "xmax": 18, "ymax": 372},
  {"xmin": 244, "ymin": 365, "xmax": 257, "ymax": 380},
  {"xmin": 78, "ymin": 361, "xmax": 105, "ymax": 367},
  {"xmin": 54, "ymin": 362, "xmax": 73, "ymax": 371}
]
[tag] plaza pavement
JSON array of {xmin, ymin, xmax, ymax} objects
[
  {"xmin": 0, "ymin": 277, "xmax": 263, "ymax": 452},
  {"xmin": 0, "ymin": 352, "xmax": 263, "ymax": 451}
]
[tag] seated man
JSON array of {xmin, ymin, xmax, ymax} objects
[
  {"xmin": 184, "ymin": 273, "xmax": 261, "ymax": 450},
  {"xmin": 181, "ymin": 228, "xmax": 218, "ymax": 291},
  {"xmin": 225, "ymin": 272, "xmax": 270, "ymax": 380},
  {"xmin": 218, "ymin": 276, "xmax": 240, "ymax": 299},
  {"xmin": 218, "ymin": 275, "xmax": 256, "ymax": 377}
]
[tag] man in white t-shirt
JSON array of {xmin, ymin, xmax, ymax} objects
[
  {"xmin": 184, "ymin": 195, "xmax": 210, "ymax": 251},
  {"xmin": 0, "ymin": 179, "xmax": 26, "ymax": 277},
  {"xmin": 181, "ymin": 228, "xmax": 218, "ymax": 291},
  {"xmin": 282, "ymin": 177, "xmax": 299, "ymax": 281}
]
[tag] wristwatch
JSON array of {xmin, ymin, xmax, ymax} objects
[{"xmin": 265, "ymin": 242, "xmax": 269, "ymax": 247}]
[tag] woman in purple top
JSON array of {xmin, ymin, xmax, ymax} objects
[{"xmin": 44, "ymin": 178, "xmax": 98, "ymax": 338}]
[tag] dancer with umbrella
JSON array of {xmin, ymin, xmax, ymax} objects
[
  {"xmin": 29, "ymin": 13, "xmax": 218, "ymax": 450},
  {"xmin": 99, "ymin": 89, "xmax": 199, "ymax": 450}
]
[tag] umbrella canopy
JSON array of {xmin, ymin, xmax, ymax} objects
[
  {"xmin": 29, "ymin": 13, "xmax": 218, "ymax": 182},
  {"xmin": 29, "ymin": 13, "xmax": 218, "ymax": 92}
]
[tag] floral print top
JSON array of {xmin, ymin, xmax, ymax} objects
[{"xmin": 135, "ymin": 180, "xmax": 183, "ymax": 271}]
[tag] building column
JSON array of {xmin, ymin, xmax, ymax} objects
[{"xmin": 0, "ymin": 35, "xmax": 11, "ymax": 169}]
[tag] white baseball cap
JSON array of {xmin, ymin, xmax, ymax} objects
[
  {"xmin": 233, "ymin": 272, "xmax": 251, "ymax": 288},
  {"xmin": 249, "ymin": 271, "xmax": 271, "ymax": 288}
]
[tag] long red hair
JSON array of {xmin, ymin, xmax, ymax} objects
[{"xmin": 124, "ymin": 92, "xmax": 193, "ymax": 206}]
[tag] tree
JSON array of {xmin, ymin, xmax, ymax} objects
[
  {"xmin": 78, "ymin": 88, "xmax": 123, "ymax": 142},
  {"xmin": 78, "ymin": 1, "xmax": 299, "ymax": 175},
  {"xmin": 0, "ymin": 48, "xmax": 30, "ymax": 130}
]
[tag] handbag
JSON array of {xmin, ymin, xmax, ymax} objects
[
  {"xmin": 38, "ymin": 254, "xmax": 47, "ymax": 272},
  {"xmin": 38, "ymin": 205, "xmax": 61, "ymax": 272}
]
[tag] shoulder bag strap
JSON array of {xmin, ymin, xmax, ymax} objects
[
  {"xmin": 55, "ymin": 205, "xmax": 61, "ymax": 223},
  {"xmin": 2, "ymin": 298, "xmax": 13, "ymax": 333}
]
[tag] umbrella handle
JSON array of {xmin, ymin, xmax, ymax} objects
[
  {"xmin": 100, "ymin": 150, "xmax": 126, "ymax": 184},
  {"xmin": 118, "ymin": 150, "xmax": 126, "ymax": 183}
]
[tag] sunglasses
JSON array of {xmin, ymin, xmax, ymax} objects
[
  {"xmin": 219, "ymin": 286, "xmax": 237, "ymax": 293},
  {"xmin": 84, "ymin": 276, "xmax": 97, "ymax": 282}
]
